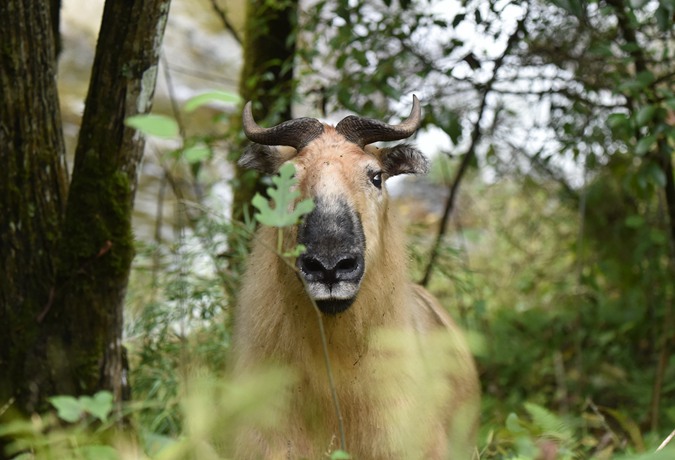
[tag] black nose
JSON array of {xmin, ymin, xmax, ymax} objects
[{"xmin": 297, "ymin": 254, "xmax": 362, "ymax": 283}]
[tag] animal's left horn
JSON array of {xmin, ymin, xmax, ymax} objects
[
  {"xmin": 242, "ymin": 101, "xmax": 324, "ymax": 150},
  {"xmin": 335, "ymin": 95, "xmax": 422, "ymax": 148}
]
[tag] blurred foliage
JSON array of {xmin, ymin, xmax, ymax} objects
[{"xmin": 3, "ymin": 0, "xmax": 674, "ymax": 458}]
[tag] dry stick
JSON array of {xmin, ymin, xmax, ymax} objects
[
  {"xmin": 656, "ymin": 428, "xmax": 675, "ymax": 452},
  {"xmin": 151, "ymin": 174, "xmax": 167, "ymax": 296},
  {"xmin": 421, "ymin": 10, "xmax": 529, "ymax": 286},
  {"xmin": 208, "ymin": 0, "xmax": 242, "ymax": 45}
]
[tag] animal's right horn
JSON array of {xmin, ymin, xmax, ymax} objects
[{"xmin": 242, "ymin": 101, "xmax": 324, "ymax": 150}]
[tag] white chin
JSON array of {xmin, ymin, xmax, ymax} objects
[{"xmin": 305, "ymin": 281, "xmax": 360, "ymax": 302}]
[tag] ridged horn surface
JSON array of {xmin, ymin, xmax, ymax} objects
[
  {"xmin": 335, "ymin": 95, "xmax": 422, "ymax": 148},
  {"xmin": 242, "ymin": 101, "xmax": 324, "ymax": 150}
]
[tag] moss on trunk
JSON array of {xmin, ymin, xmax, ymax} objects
[
  {"xmin": 0, "ymin": 0, "xmax": 171, "ymax": 439},
  {"xmin": 231, "ymin": 0, "xmax": 299, "ymax": 223}
]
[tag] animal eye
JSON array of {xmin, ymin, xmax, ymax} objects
[{"xmin": 370, "ymin": 171, "xmax": 382, "ymax": 189}]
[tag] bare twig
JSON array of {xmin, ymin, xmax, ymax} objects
[
  {"xmin": 656, "ymin": 428, "xmax": 675, "ymax": 452},
  {"xmin": 420, "ymin": 6, "xmax": 530, "ymax": 286},
  {"xmin": 208, "ymin": 0, "xmax": 242, "ymax": 45}
]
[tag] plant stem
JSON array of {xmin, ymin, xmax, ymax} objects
[
  {"xmin": 272, "ymin": 246, "xmax": 347, "ymax": 451},
  {"xmin": 310, "ymin": 299, "xmax": 347, "ymax": 452}
]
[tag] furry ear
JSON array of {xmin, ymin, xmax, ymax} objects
[
  {"xmin": 238, "ymin": 144, "xmax": 296, "ymax": 174},
  {"xmin": 379, "ymin": 143, "xmax": 429, "ymax": 177}
]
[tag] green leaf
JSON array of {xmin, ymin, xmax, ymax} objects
[
  {"xmin": 0, "ymin": 419, "xmax": 34, "ymax": 437},
  {"xmin": 253, "ymin": 163, "xmax": 315, "ymax": 228},
  {"xmin": 49, "ymin": 395, "xmax": 83, "ymax": 423},
  {"xmin": 125, "ymin": 114, "xmax": 179, "ymax": 139},
  {"xmin": 655, "ymin": 4, "xmax": 672, "ymax": 32},
  {"xmin": 635, "ymin": 70, "xmax": 656, "ymax": 87},
  {"xmin": 451, "ymin": 13, "xmax": 466, "ymax": 27},
  {"xmin": 602, "ymin": 407, "xmax": 644, "ymax": 452},
  {"xmin": 635, "ymin": 105, "xmax": 656, "ymax": 127},
  {"xmin": 330, "ymin": 450, "xmax": 352, "ymax": 459},
  {"xmin": 607, "ymin": 113, "xmax": 630, "ymax": 129},
  {"xmin": 635, "ymin": 134, "xmax": 657, "ymax": 155},
  {"xmin": 506, "ymin": 412, "xmax": 525, "ymax": 433},
  {"xmin": 524, "ymin": 402, "xmax": 573, "ymax": 441},
  {"xmin": 665, "ymin": 98, "xmax": 675, "ymax": 111},
  {"xmin": 81, "ymin": 445, "xmax": 118, "ymax": 460},
  {"xmin": 182, "ymin": 144, "xmax": 211, "ymax": 164},
  {"xmin": 283, "ymin": 244, "xmax": 307, "ymax": 258},
  {"xmin": 644, "ymin": 162, "xmax": 667, "ymax": 187},
  {"xmin": 80, "ymin": 391, "xmax": 113, "ymax": 423},
  {"xmin": 624, "ymin": 214, "xmax": 644, "ymax": 228},
  {"xmin": 183, "ymin": 90, "xmax": 241, "ymax": 112}
]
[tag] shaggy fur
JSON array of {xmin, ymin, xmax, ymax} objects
[{"xmin": 231, "ymin": 127, "xmax": 480, "ymax": 459}]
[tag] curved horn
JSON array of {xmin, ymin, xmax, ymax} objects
[
  {"xmin": 242, "ymin": 101, "xmax": 324, "ymax": 150},
  {"xmin": 335, "ymin": 95, "xmax": 422, "ymax": 148}
]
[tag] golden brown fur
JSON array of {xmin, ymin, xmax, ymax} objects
[{"xmin": 231, "ymin": 128, "xmax": 480, "ymax": 459}]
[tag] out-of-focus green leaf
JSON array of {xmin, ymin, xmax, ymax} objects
[
  {"xmin": 182, "ymin": 144, "xmax": 211, "ymax": 164},
  {"xmin": 330, "ymin": 450, "xmax": 352, "ymax": 459},
  {"xmin": 81, "ymin": 445, "xmax": 118, "ymax": 460},
  {"xmin": 125, "ymin": 114, "xmax": 179, "ymax": 139},
  {"xmin": 635, "ymin": 135, "xmax": 657, "ymax": 156},
  {"xmin": 184, "ymin": 90, "xmax": 241, "ymax": 112},
  {"xmin": 635, "ymin": 105, "xmax": 656, "ymax": 127},
  {"xmin": 506, "ymin": 413, "xmax": 525, "ymax": 433},
  {"xmin": 49, "ymin": 396, "xmax": 82, "ymax": 423},
  {"xmin": 79, "ymin": 391, "xmax": 113, "ymax": 423}
]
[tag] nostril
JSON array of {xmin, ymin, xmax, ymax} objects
[
  {"xmin": 336, "ymin": 257, "xmax": 357, "ymax": 273},
  {"xmin": 300, "ymin": 256, "xmax": 325, "ymax": 275},
  {"xmin": 298, "ymin": 254, "xmax": 363, "ymax": 284}
]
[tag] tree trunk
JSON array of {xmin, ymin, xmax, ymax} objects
[
  {"xmin": 0, "ymin": 0, "xmax": 68, "ymax": 415},
  {"xmin": 231, "ymin": 0, "xmax": 298, "ymax": 223},
  {"xmin": 52, "ymin": 0, "xmax": 171, "ymax": 408},
  {"xmin": 0, "ymin": 0, "xmax": 171, "ymax": 440}
]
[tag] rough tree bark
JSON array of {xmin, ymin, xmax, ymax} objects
[
  {"xmin": 0, "ymin": 0, "xmax": 69, "ymax": 414},
  {"xmin": 0, "ymin": 0, "xmax": 171, "ymax": 444}
]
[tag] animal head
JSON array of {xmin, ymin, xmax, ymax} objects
[{"xmin": 240, "ymin": 96, "xmax": 428, "ymax": 315}]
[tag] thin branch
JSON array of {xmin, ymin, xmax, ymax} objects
[
  {"xmin": 657, "ymin": 428, "xmax": 675, "ymax": 452},
  {"xmin": 420, "ymin": 6, "xmax": 530, "ymax": 286},
  {"xmin": 208, "ymin": 0, "xmax": 242, "ymax": 45}
]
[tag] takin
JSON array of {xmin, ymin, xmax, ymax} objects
[{"xmin": 231, "ymin": 96, "xmax": 480, "ymax": 459}]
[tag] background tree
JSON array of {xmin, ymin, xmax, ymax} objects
[
  {"xmin": 0, "ymin": 0, "xmax": 172, "ymax": 439},
  {"xmin": 231, "ymin": 0, "xmax": 299, "ymax": 223}
]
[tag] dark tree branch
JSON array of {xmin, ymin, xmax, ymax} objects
[
  {"xmin": 421, "ymin": 7, "xmax": 530, "ymax": 286},
  {"xmin": 208, "ymin": 0, "xmax": 242, "ymax": 45}
]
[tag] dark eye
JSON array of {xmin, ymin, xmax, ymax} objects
[{"xmin": 370, "ymin": 171, "xmax": 382, "ymax": 189}]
